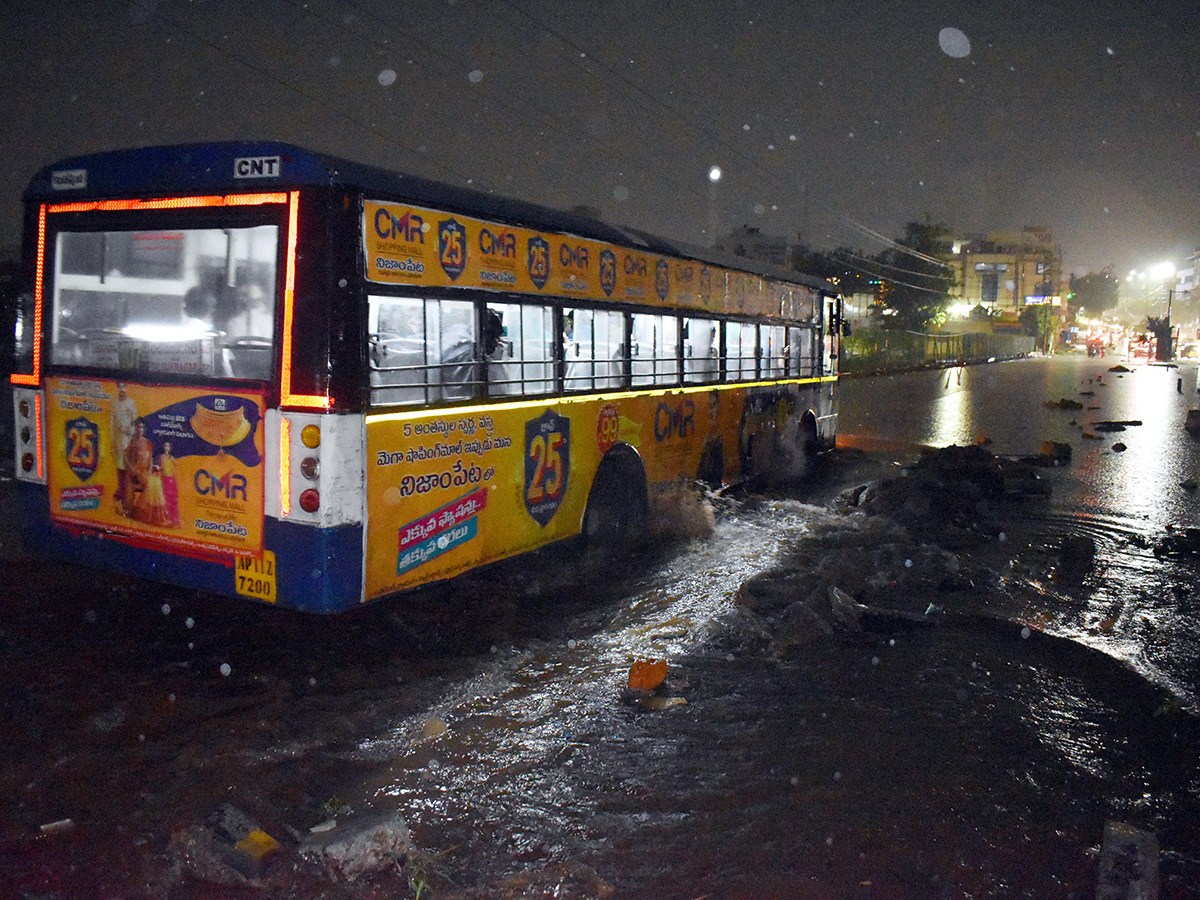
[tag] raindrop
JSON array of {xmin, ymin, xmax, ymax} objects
[
  {"xmin": 328, "ymin": 55, "xmax": 341, "ymax": 68},
  {"xmin": 789, "ymin": 135, "xmax": 797, "ymax": 141},
  {"xmin": 871, "ymin": 656, "xmax": 880, "ymax": 666},
  {"xmin": 468, "ymin": 69, "xmax": 484, "ymax": 84},
  {"xmin": 185, "ymin": 617, "xmax": 194, "ymax": 629},
  {"xmin": 168, "ymin": 693, "xmax": 176, "ymax": 703},
  {"xmin": 904, "ymin": 558, "xmax": 913, "ymax": 568},
  {"xmin": 309, "ymin": 677, "xmax": 317, "ymax": 687},
  {"xmin": 767, "ymin": 144, "xmax": 775, "ymax": 150},
  {"xmin": 790, "ymin": 776, "xmax": 799, "ymax": 786},
  {"xmin": 1106, "ymin": 47, "xmax": 1115, "ymax": 56},
  {"xmin": 378, "ymin": 69, "xmax": 397, "ymax": 87},
  {"xmin": 162, "ymin": 603, "xmax": 171, "ymax": 615},
  {"xmin": 938, "ymin": 27, "xmax": 971, "ymax": 58},
  {"xmin": 742, "ymin": 123, "xmax": 751, "ymax": 131},
  {"xmin": 889, "ymin": 639, "xmax": 895, "ymax": 646},
  {"xmin": 826, "ymin": 836, "xmax": 834, "ymax": 846},
  {"xmin": 567, "ymin": 638, "xmax": 578, "ymax": 648},
  {"xmin": 999, "ymin": 532, "xmax": 1007, "ymax": 542},
  {"xmin": 1020, "ymin": 626, "xmax": 1031, "ymax": 640},
  {"xmin": 753, "ymin": 204, "xmax": 765, "ymax": 215},
  {"xmin": 848, "ymin": 131, "xmax": 855, "ymax": 139},
  {"xmin": 833, "ymin": 770, "xmax": 842, "ymax": 781},
  {"xmin": 612, "ymin": 186, "xmax": 629, "ymax": 202},
  {"xmin": 219, "ymin": 663, "xmax": 232, "ymax": 676}
]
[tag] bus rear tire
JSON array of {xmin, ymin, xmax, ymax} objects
[{"xmin": 582, "ymin": 448, "xmax": 648, "ymax": 562}]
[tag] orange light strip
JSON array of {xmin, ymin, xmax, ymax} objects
[
  {"xmin": 11, "ymin": 194, "xmax": 291, "ymax": 388},
  {"xmin": 279, "ymin": 416, "xmax": 292, "ymax": 517},
  {"xmin": 279, "ymin": 191, "xmax": 332, "ymax": 410},
  {"xmin": 10, "ymin": 205, "xmax": 46, "ymax": 386},
  {"xmin": 34, "ymin": 392, "xmax": 45, "ymax": 480},
  {"xmin": 47, "ymin": 192, "xmax": 289, "ymax": 214}
]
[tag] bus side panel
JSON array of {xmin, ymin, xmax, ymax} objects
[
  {"xmin": 361, "ymin": 381, "xmax": 832, "ymax": 601},
  {"xmin": 365, "ymin": 400, "xmax": 591, "ymax": 600}
]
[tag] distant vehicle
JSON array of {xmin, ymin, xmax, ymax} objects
[
  {"xmin": 1129, "ymin": 337, "xmax": 1154, "ymax": 359},
  {"xmin": 10, "ymin": 141, "xmax": 841, "ymax": 612}
]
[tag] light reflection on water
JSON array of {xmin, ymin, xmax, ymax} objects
[{"xmin": 840, "ymin": 357, "xmax": 1200, "ymax": 707}]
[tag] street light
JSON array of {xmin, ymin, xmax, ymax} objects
[{"xmin": 706, "ymin": 165, "xmax": 722, "ymax": 247}]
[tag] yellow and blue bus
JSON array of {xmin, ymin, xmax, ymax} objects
[{"xmin": 10, "ymin": 142, "xmax": 840, "ymax": 612}]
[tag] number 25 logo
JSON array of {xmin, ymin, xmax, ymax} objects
[
  {"xmin": 65, "ymin": 416, "xmax": 99, "ymax": 481},
  {"xmin": 524, "ymin": 409, "xmax": 570, "ymax": 526}
]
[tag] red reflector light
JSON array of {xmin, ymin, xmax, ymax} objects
[{"xmin": 299, "ymin": 489, "xmax": 320, "ymax": 513}]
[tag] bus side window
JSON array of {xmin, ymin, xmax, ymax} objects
[
  {"xmin": 368, "ymin": 295, "xmax": 429, "ymax": 405},
  {"xmin": 788, "ymin": 325, "xmax": 815, "ymax": 378},
  {"xmin": 631, "ymin": 312, "xmax": 678, "ymax": 387},
  {"xmin": 725, "ymin": 321, "xmax": 752, "ymax": 382},
  {"xmin": 487, "ymin": 302, "xmax": 554, "ymax": 396},
  {"xmin": 759, "ymin": 324, "xmax": 786, "ymax": 379},
  {"xmin": 435, "ymin": 299, "xmax": 480, "ymax": 401},
  {"xmin": 565, "ymin": 307, "xmax": 625, "ymax": 391},
  {"xmin": 684, "ymin": 317, "xmax": 718, "ymax": 383}
]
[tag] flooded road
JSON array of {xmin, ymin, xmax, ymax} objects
[
  {"xmin": 840, "ymin": 354, "xmax": 1200, "ymax": 708},
  {"xmin": 3, "ymin": 354, "xmax": 1200, "ymax": 898}
]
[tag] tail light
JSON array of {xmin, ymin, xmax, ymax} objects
[{"xmin": 14, "ymin": 388, "xmax": 46, "ymax": 483}]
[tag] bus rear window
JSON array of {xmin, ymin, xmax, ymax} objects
[{"xmin": 50, "ymin": 225, "xmax": 279, "ymax": 380}]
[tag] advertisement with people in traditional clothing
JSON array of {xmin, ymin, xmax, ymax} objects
[{"xmin": 45, "ymin": 378, "xmax": 266, "ymax": 556}]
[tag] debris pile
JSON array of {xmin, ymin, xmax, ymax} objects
[{"xmin": 854, "ymin": 444, "xmax": 1045, "ymax": 545}]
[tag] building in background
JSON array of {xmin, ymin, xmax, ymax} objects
[
  {"xmin": 715, "ymin": 225, "xmax": 793, "ymax": 269},
  {"xmin": 949, "ymin": 227, "xmax": 1064, "ymax": 317}
]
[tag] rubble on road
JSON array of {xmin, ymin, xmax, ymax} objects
[
  {"xmin": 727, "ymin": 444, "xmax": 1055, "ymax": 654},
  {"xmin": 298, "ymin": 809, "xmax": 414, "ymax": 882}
]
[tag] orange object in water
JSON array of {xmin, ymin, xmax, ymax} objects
[{"xmin": 628, "ymin": 658, "xmax": 668, "ymax": 691}]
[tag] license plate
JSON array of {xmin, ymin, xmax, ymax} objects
[{"xmin": 235, "ymin": 551, "xmax": 277, "ymax": 603}]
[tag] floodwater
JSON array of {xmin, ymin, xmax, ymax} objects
[
  {"xmin": 2, "ymin": 354, "xmax": 1200, "ymax": 898},
  {"xmin": 840, "ymin": 354, "xmax": 1200, "ymax": 709}
]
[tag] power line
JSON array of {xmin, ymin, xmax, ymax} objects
[{"xmin": 840, "ymin": 215, "xmax": 953, "ymax": 269}]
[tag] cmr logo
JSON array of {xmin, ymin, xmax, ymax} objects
[
  {"xmin": 194, "ymin": 469, "xmax": 248, "ymax": 501},
  {"xmin": 233, "ymin": 156, "xmax": 281, "ymax": 179}
]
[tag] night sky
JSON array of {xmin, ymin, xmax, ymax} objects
[{"xmin": 1, "ymin": 0, "xmax": 1196, "ymax": 276}]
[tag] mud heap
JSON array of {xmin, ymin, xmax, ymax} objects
[
  {"xmin": 855, "ymin": 443, "xmax": 1045, "ymax": 547},
  {"xmin": 731, "ymin": 445, "xmax": 1050, "ymax": 652}
]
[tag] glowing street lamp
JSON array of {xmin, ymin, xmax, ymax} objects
[{"xmin": 706, "ymin": 165, "xmax": 722, "ymax": 246}]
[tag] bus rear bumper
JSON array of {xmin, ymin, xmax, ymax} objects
[{"xmin": 13, "ymin": 482, "xmax": 364, "ymax": 614}]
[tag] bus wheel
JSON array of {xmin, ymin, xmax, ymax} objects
[
  {"xmin": 790, "ymin": 412, "xmax": 820, "ymax": 480},
  {"xmin": 696, "ymin": 440, "xmax": 724, "ymax": 489},
  {"xmin": 582, "ymin": 448, "xmax": 648, "ymax": 560}
]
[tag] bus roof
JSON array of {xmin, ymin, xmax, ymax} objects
[{"xmin": 26, "ymin": 140, "xmax": 835, "ymax": 295}]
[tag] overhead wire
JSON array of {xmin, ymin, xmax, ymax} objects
[{"xmin": 137, "ymin": 0, "xmax": 914, "ymax": 257}]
